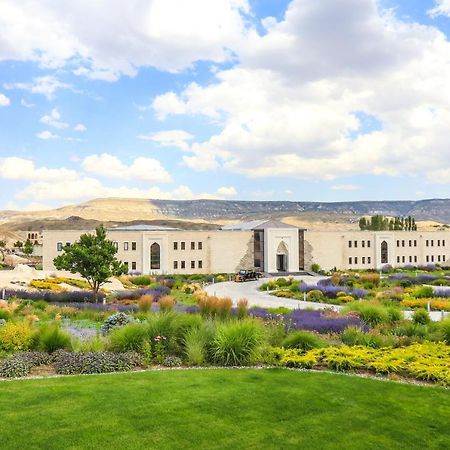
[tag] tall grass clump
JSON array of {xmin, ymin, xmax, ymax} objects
[
  {"xmin": 138, "ymin": 295, "xmax": 153, "ymax": 312},
  {"xmin": 440, "ymin": 318, "xmax": 450, "ymax": 344},
  {"xmin": 184, "ymin": 321, "xmax": 216, "ymax": 365},
  {"xmin": 108, "ymin": 323, "xmax": 148, "ymax": 352},
  {"xmin": 281, "ymin": 330, "xmax": 327, "ymax": 351},
  {"xmin": 36, "ymin": 324, "xmax": 72, "ymax": 353},
  {"xmin": 212, "ymin": 319, "xmax": 263, "ymax": 366},
  {"xmin": 343, "ymin": 302, "xmax": 389, "ymax": 327},
  {"xmin": 237, "ymin": 298, "xmax": 248, "ymax": 319},
  {"xmin": 159, "ymin": 295, "xmax": 176, "ymax": 312}
]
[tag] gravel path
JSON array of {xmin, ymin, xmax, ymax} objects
[{"xmin": 204, "ymin": 276, "xmax": 338, "ymax": 310}]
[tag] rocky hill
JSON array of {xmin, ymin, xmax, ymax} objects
[{"xmin": 0, "ymin": 198, "xmax": 449, "ymax": 233}]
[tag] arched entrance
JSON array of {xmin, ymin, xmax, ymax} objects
[
  {"xmin": 150, "ymin": 242, "xmax": 161, "ymax": 270},
  {"xmin": 276, "ymin": 241, "xmax": 288, "ymax": 272},
  {"xmin": 381, "ymin": 241, "xmax": 388, "ymax": 264}
]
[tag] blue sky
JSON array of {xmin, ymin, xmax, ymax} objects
[{"xmin": 0, "ymin": 0, "xmax": 450, "ymax": 211}]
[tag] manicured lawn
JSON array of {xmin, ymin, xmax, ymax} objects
[{"xmin": 0, "ymin": 369, "xmax": 449, "ymax": 449}]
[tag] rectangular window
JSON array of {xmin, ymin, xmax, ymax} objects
[
  {"xmin": 124, "ymin": 241, "xmax": 129, "ymax": 251},
  {"xmin": 354, "ymin": 257, "xmax": 358, "ymax": 264},
  {"xmin": 57, "ymin": 242, "xmax": 63, "ymax": 251},
  {"xmin": 368, "ymin": 257, "xmax": 371, "ymax": 264},
  {"xmin": 131, "ymin": 262, "xmax": 136, "ymax": 270},
  {"xmin": 354, "ymin": 241, "xmax": 358, "ymax": 248},
  {"xmin": 173, "ymin": 261, "xmax": 178, "ymax": 269},
  {"xmin": 443, "ymin": 240, "xmax": 446, "ymax": 247},
  {"xmin": 181, "ymin": 261, "xmax": 185, "ymax": 269},
  {"xmin": 409, "ymin": 256, "xmax": 412, "ymax": 263},
  {"xmin": 397, "ymin": 240, "xmax": 400, "ymax": 247},
  {"xmin": 191, "ymin": 242, "xmax": 195, "ymax": 250},
  {"xmin": 443, "ymin": 255, "xmax": 446, "ymax": 262},
  {"xmin": 426, "ymin": 255, "xmax": 429, "ymax": 262},
  {"xmin": 426, "ymin": 240, "xmax": 429, "ymax": 247},
  {"xmin": 362, "ymin": 256, "xmax": 365, "ymax": 264},
  {"xmin": 402, "ymin": 240, "xmax": 405, "ymax": 247},
  {"xmin": 362, "ymin": 241, "xmax": 365, "ymax": 248},
  {"xmin": 414, "ymin": 256, "xmax": 417, "ymax": 263},
  {"xmin": 438, "ymin": 240, "xmax": 441, "ymax": 247},
  {"xmin": 198, "ymin": 242, "xmax": 203, "ymax": 250},
  {"xmin": 397, "ymin": 256, "xmax": 400, "ymax": 263},
  {"xmin": 198, "ymin": 260, "xmax": 203, "ymax": 269},
  {"xmin": 414, "ymin": 240, "xmax": 417, "ymax": 247},
  {"xmin": 438, "ymin": 255, "xmax": 441, "ymax": 262},
  {"xmin": 66, "ymin": 242, "xmax": 71, "ymax": 247},
  {"xmin": 173, "ymin": 242, "xmax": 178, "ymax": 250},
  {"xmin": 367, "ymin": 241, "xmax": 371, "ymax": 248},
  {"xmin": 348, "ymin": 241, "xmax": 352, "ymax": 248},
  {"xmin": 402, "ymin": 256, "xmax": 405, "ymax": 263},
  {"xmin": 348, "ymin": 257, "xmax": 352, "ymax": 265},
  {"xmin": 181, "ymin": 242, "xmax": 185, "ymax": 250},
  {"xmin": 191, "ymin": 260, "xmax": 195, "ymax": 269},
  {"xmin": 409, "ymin": 240, "xmax": 412, "ymax": 247},
  {"xmin": 131, "ymin": 242, "xmax": 137, "ymax": 251},
  {"xmin": 431, "ymin": 240, "xmax": 434, "ymax": 247},
  {"xmin": 431, "ymin": 255, "xmax": 435, "ymax": 262}
]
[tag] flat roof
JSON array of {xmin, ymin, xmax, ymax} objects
[
  {"xmin": 222, "ymin": 219, "xmax": 301, "ymax": 231},
  {"xmin": 108, "ymin": 225, "xmax": 180, "ymax": 231}
]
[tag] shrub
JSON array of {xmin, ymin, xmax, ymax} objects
[
  {"xmin": 212, "ymin": 320, "xmax": 263, "ymax": 366},
  {"xmin": 108, "ymin": 323, "xmax": 147, "ymax": 352},
  {"xmin": 440, "ymin": 318, "xmax": 450, "ymax": 344},
  {"xmin": 0, "ymin": 352, "xmax": 52, "ymax": 378},
  {"xmin": 341, "ymin": 327, "xmax": 394, "ymax": 348},
  {"xmin": 53, "ymin": 351, "xmax": 142, "ymax": 375},
  {"xmin": 306, "ymin": 289, "xmax": 325, "ymax": 303},
  {"xmin": 100, "ymin": 312, "xmax": 135, "ymax": 335},
  {"xmin": 281, "ymin": 331, "xmax": 327, "ymax": 351},
  {"xmin": 311, "ymin": 263, "xmax": 320, "ymax": 273},
  {"xmin": 217, "ymin": 297, "xmax": 233, "ymax": 319},
  {"xmin": 0, "ymin": 321, "xmax": 35, "ymax": 352},
  {"xmin": 412, "ymin": 308, "xmax": 431, "ymax": 325},
  {"xmin": 138, "ymin": 294, "xmax": 153, "ymax": 312},
  {"xmin": 129, "ymin": 275, "xmax": 153, "ymax": 286},
  {"xmin": 36, "ymin": 324, "xmax": 72, "ymax": 353},
  {"xmin": 413, "ymin": 286, "xmax": 434, "ymax": 299},
  {"xmin": 163, "ymin": 356, "xmax": 182, "ymax": 367}
]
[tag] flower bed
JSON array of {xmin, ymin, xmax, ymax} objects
[{"xmin": 401, "ymin": 298, "xmax": 450, "ymax": 312}]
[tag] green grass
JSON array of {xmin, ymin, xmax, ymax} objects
[
  {"xmin": 0, "ymin": 369, "xmax": 449, "ymax": 449},
  {"xmin": 170, "ymin": 288, "xmax": 198, "ymax": 306}
]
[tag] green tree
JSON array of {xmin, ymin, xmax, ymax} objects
[
  {"xmin": 0, "ymin": 240, "xmax": 6, "ymax": 261},
  {"xmin": 23, "ymin": 239, "xmax": 34, "ymax": 257},
  {"xmin": 14, "ymin": 241, "xmax": 23, "ymax": 249},
  {"xmin": 53, "ymin": 226, "xmax": 127, "ymax": 301},
  {"xmin": 358, "ymin": 217, "xmax": 368, "ymax": 230}
]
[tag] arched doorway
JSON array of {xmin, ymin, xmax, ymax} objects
[
  {"xmin": 381, "ymin": 241, "xmax": 388, "ymax": 264},
  {"xmin": 150, "ymin": 242, "xmax": 161, "ymax": 270},
  {"xmin": 276, "ymin": 241, "xmax": 288, "ymax": 272}
]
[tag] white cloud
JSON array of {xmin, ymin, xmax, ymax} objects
[
  {"xmin": 0, "ymin": 93, "xmax": 10, "ymax": 106},
  {"xmin": 428, "ymin": 1, "xmax": 450, "ymax": 17},
  {"xmin": 20, "ymin": 98, "xmax": 35, "ymax": 108},
  {"xmin": 36, "ymin": 130, "xmax": 59, "ymax": 140},
  {"xmin": 82, "ymin": 153, "xmax": 172, "ymax": 183},
  {"xmin": 0, "ymin": 157, "xmax": 78, "ymax": 182},
  {"xmin": 152, "ymin": 0, "xmax": 450, "ymax": 184},
  {"xmin": 139, "ymin": 129, "xmax": 193, "ymax": 150},
  {"xmin": 4, "ymin": 76, "xmax": 72, "ymax": 99},
  {"xmin": 216, "ymin": 186, "xmax": 237, "ymax": 198},
  {"xmin": 332, "ymin": 184, "xmax": 361, "ymax": 191},
  {"xmin": 40, "ymin": 108, "xmax": 68, "ymax": 128},
  {"xmin": 73, "ymin": 123, "xmax": 86, "ymax": 132},
  {"xmin": 0, "ymin": 0, "xmax": 252, "ymax": 81}
]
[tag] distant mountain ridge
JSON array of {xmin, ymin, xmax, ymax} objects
[
  {"xmin": 0, "ymin": 198, "xmax": 449, "ymax": 230},
  {"xmin": 151, "ymin": 198, "xmax": 450, "ymax": 222}
]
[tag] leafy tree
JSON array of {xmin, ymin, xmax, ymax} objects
[
  {"xmin": 0, "ymin": 240, "xmax": 6, "ymax": 261},
  {"xmin": 23, "ymin": 239, "xmax": 34, "ymax": 257},
  {"xmin": 14, "ymin": 241, "xmax": 23, "ymax": 249},
  {"xmin": 358, "ymin": 217, "xmax": 368, "ymax": 230},
  {"xmin": 53, "ymin": 226, "xmax": 127, "ymax": 301}
]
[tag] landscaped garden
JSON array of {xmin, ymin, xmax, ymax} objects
[{"xmin": 0, "ymin": 369, "xmax": 449, "ymax": 449}]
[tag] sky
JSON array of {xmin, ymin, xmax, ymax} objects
[{"xmin": 1, "ymin": 0, "xmax": 450, "ymax": 211}]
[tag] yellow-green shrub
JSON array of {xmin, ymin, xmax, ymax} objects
[
  {"xmin": 0, "ymin": 321, "xmax": 35, "ymax": 352},
  {"xmin": 401, "ymin": 298, "xmax": 450, "ymax": 312}
]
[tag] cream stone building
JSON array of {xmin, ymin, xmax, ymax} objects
[{"xmin": 42, "ymin": 221, "xmax": 450, "ymax": 274}]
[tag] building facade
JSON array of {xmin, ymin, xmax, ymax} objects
[{"xmin": 42, "ymin": 221, "xmax": 450, "ymax": 274}]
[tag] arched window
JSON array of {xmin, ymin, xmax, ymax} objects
[
  {"xmin": 150, "ymin": 243, "xmax": 161, "ymax": 270},
  {"xmin": 381, "ymin": 241, "xmax": 388, "ymax": 264}
]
